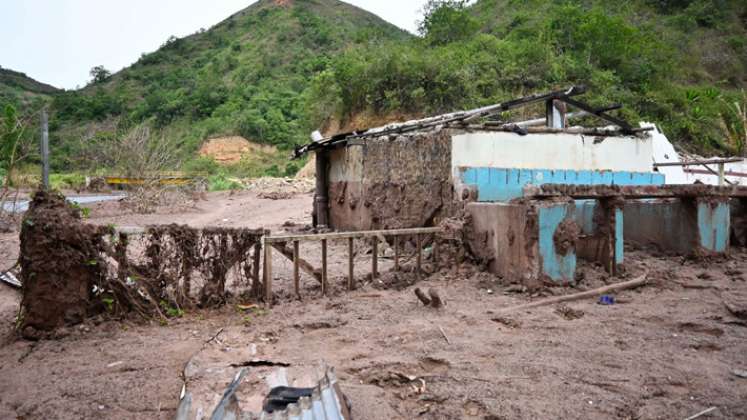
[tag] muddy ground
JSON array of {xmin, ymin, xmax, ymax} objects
[{"xmin": 0, "ymin": 190, "xmax": 746, "ymax": 419}]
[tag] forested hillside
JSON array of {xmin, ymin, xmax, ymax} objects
[
  {"xmin": 311, "ymin": 0, "xmax": 747, "ymax": 155},
  {"xmin": 2, "ymin": 0, "xmax": 745, "ymax": 178},
  {"xmin": 0, "ymin": 67, "xmax": 57, "ymax": 110},
  {"xmin": 46, "ymin": 0, "xmax": 409, "ymax": 171}
]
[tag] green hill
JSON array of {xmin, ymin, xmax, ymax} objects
[
  {"xmin": 5, "ymin": 0, "xmax": 747, "ymax": 177},
  {"xmin": 0, "ymin": 67, "xmax": 58, "ymax": 109},
  {"xmin": 48, "ymin": 0, "xmax": 410, "ymax": 171},
  {"xmin": 311, "ymin": 0, "xmax": 747, "ymax": 155}
]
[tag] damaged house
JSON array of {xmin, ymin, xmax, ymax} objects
[{"xmin": 296, "ymin": 86, "xmax": 747, "ymax": 288}]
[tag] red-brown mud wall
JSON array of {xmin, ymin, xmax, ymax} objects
[{"xmin": 327, "ymin": 130, "xmax": 455, "ymax": 231}]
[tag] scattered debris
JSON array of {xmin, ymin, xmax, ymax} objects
[
  {"xmin": 732, "ymin": 369, "xmax": 747, "ymax": 379},
  {"xmin": 414, "ymin": 287, "xmax": 431, "ymax": 306},
  {"xmin": 0, "ymin": 270, "xmax": 21, "ymax": 288},
  {"xmin": 491, "ymin": 316, "xmax": 522, "ymax": 329},
  {"xmin": 683, "ymin": 406, "xmax": 717, "ymax": 420},
  {"xmin": 205, "ymin": 328, "xmax": 225, "ymax": 345},
  {"xmin": 438, "ymin": 326, "xmax": 451, "ymax": 344},
  {"xmin": 263, "ymin": 386, "xmax": 314, "ymax": 413},
  {"xmin": 189, "ymin": 367, "xmax": 352, "ymax": 420},
  {"xmin": 245, "ymin": 177, "xmax": 314, "ymax": 198},
  {"xmin": 414, "ymin": 287, "xmax": 444, "ymax": 308},
  {"xmin": 207, "ymin": 368, "xmax": 247, "ymax": 420},
  {"xmin": 428, "ymin": 288, "xmax": 444, "ymax": 308},
  {"xmin": 723, "ymin": 293, "xmax": 747, "ymax": 320},
  {"xmin": 598, "ymin": 295, "xmax": 616, "ymax": 305},
  {"xmin": 228, "ymin": 359, "xmax": 291, "ymax": 368},
  {"xmin": 496, "ymin": 272, "xmax": 648, "ymax": 315},
  {"xmin": 555, "ymin": 305, "xmax": 585, "ymax": 320}
]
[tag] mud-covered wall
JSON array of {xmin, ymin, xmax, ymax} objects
[{"xmin": 327, "ymin": 129, "xmax": 455, "ymax": 231}]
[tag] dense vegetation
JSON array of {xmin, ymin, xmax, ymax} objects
[
  {"xmin": 1, "ymin": 0, "xmax": 745, "ymax": 183},
  {"xmin": 45, "ymin": 0, "xmax": 408, "ymax": 173},
  {"xmin": 311, "ymin": 0, "xmax": 747, "ymax": 155},
  {"xmin": 0, "ymin": 68, "xmax": 56, "ymax": 112}
]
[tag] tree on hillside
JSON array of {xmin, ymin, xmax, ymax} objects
[
  {"xmin": 418, "ymin": 0, "xmax": 478, "ymax": 46},
  {"xmin": 89, "ymin": 65, "xmax": 111, "ymax": 84}
]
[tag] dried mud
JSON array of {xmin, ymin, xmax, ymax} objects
[
  {"xmin": 18, "ymin": 191, "xmax": 112, "ymax": 339},
  {"xmin": 2, "ymin": 191, "xmax": 747, "ymax": 419}
]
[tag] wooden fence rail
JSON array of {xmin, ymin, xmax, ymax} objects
[{"xmin": 262, "ymin": 227, "xmax": 443, "ymax": 306}]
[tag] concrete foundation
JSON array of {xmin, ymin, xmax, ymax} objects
[
  {"xmin": 624, "ymin": 198, "xmax": 730, "ymax": 255},
  {"xmin": 732, "ymin": 198, "xmax": 747, "ymax": 247},
  {"xmin": 574, "ymin": 199, "xmax": 624, "ymax": 274},
  {"xmin": 467, "ymin": 200, "xmax": 582, "ymax": 288}
]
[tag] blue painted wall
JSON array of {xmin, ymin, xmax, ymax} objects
[
  {"xmin": 459, "ymin": 167, "xmax": 665, "ymax": 202},
  {"xmin": 697, "ymin": 201, "xmax": 730, "ymax": 253},
  {"xmin": 615, "ymin": 207, "xmax": 624, "ymax": 265},
  {"xmin": 538, "ymin": 204, "xmax": 577, "ymax": 284}
]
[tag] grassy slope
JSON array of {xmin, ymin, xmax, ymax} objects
[
  {"xmin": 49, "ymin": 0, "xmax": 410, "ymax": 171},
  {"xmin": 0, "ymin": 67, "xmax": 58, "ymax": 110}
]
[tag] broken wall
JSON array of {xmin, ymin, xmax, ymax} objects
[
  {"xmin": 624, "ymin": 198, "xmax": 731, "ymax": 255},
  {"xmin": 327, "ymin": 129, "xmax": 455, "ymax": 231},
  {"xmin": 466, "ymin": 199, "xmax": 579, "ymax": 288}
]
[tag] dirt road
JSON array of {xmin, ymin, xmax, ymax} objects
[{"xmin": 0, "ymin": 191, "xmax": 746, "ymax": 419}]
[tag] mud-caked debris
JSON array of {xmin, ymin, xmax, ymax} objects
[
  {"xmin": 414, "ymin": 287, "xmax": 444, "ymax": 308},
  {"xmin": 414, "ymin": 288, "xmax": 431, "ymax": 306},
  {"xmin": 428, "ymin": 288, "xmax": 443, "ymax": 308},
  {"xmin": 19, "ymin": 190, "xmax": 113, "ymax": 339}
]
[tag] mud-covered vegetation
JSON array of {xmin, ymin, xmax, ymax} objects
[{"xmin": 18, "ymin": 190, "xmax": 265, "ymax": 338}]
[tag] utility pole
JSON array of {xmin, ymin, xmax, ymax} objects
[{"xmin": 40, "ymin": 109, "xmax": 50, "ymax": 189}]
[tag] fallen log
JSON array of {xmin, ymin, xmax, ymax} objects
[{"xmin": 496, "ymin": 272, "xmax": 648, "ymax": 314}]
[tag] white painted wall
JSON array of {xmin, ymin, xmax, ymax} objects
[
  {"xmin": 647, "ymin": 122, "xmax": 747, "ymax": 186},
  {"xmin": 451, "ymin": 131, "xmax": 655, "ymax": 173}
]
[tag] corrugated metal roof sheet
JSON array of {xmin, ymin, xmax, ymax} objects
[
  {"xmin": 177, "ymin": 367, "xmax": 351, "ymax": 420},
  {"xmin": 255, "ymin": 368, "xmax": 350, "ymax": 420}
]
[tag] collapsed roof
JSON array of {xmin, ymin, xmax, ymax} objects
[{"xmin": 294, "ymin": 85, "xmax": 651, "ymax": 158}]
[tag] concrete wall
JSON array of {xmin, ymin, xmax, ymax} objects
[
  {"xmin": 538, "ymin": 203, "xmax": 577, "ymax": 284},
  {"xmin": 452, "ymin": 131, "xmax": 655, "ymax": 173},
  {"xmin": 451, "ymin": 131, "xmax": 662, "ymax": 202},
  {"xmin": 624, "ymin": 199, "xmax": 697, "ymax": 254},
  {"xmin": 458, "ymin": 167, "xmax": 664, "ymax": 202},
  {"xmin": 624, "ymin": 199, "xmax": 730, "ymax": 255},
  {"xmin": 467, "ymin": 200, "xmax": 578, "ymax": 287},
  {"xmin": 697, "ymin": 201, "xmax": 730, "ymax": 253},
  {"xmin": 732, "ymin": 198, "xmax": 747, "ymax": 247},
  {"xmin": 466, "ymin": 202, "xmax": 533, "ymax": 280},
  {"xmin": 325, "ymin": 129, "xmax": 663, "ymax": 230}
]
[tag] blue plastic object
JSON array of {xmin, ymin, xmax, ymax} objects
[{"xmin": 598, "ymin": 295, "xmax": 615, "ymax": 305}]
